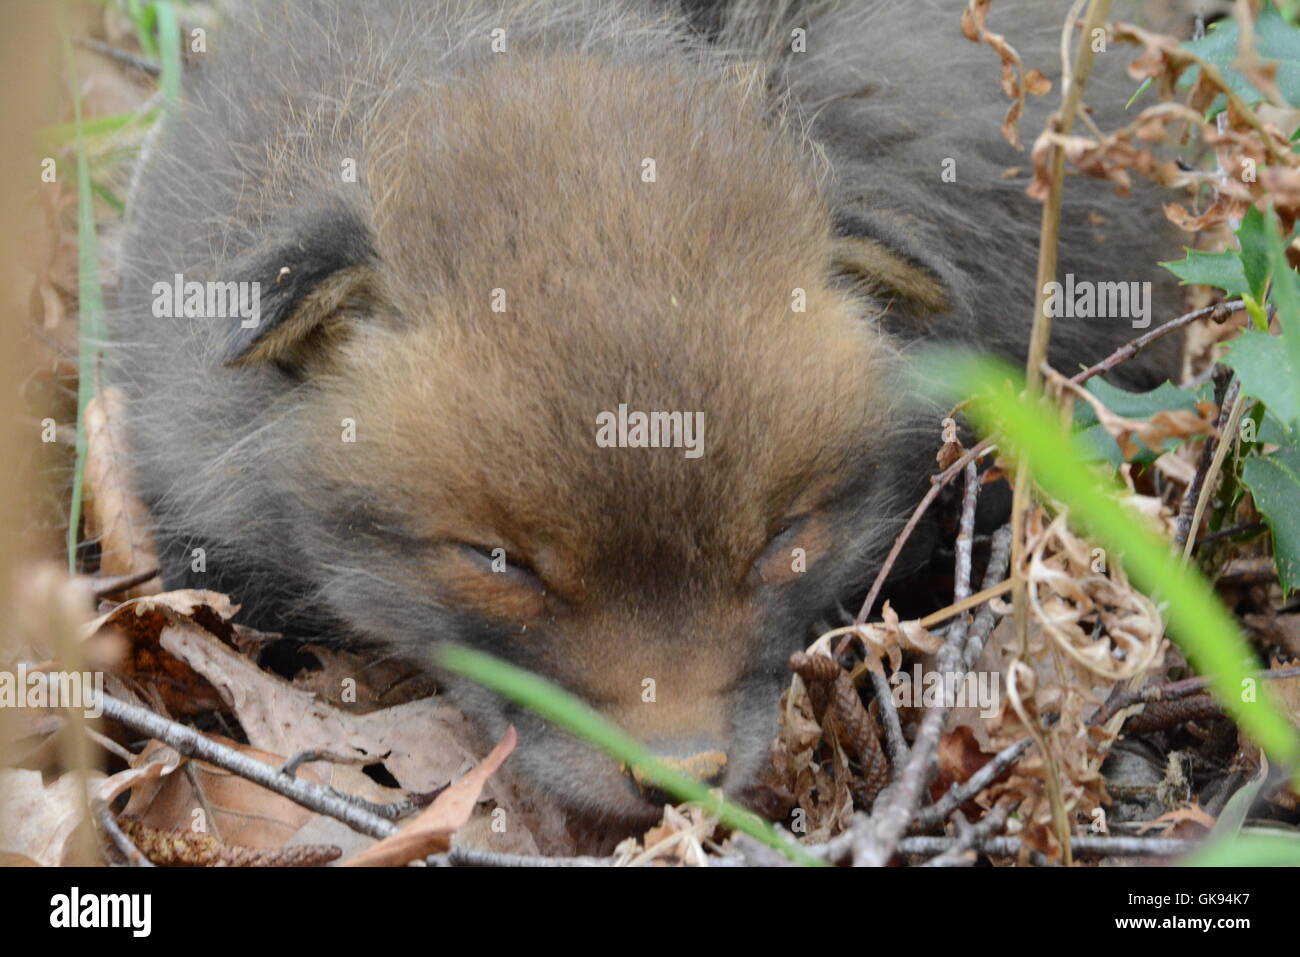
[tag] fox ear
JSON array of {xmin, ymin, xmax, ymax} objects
[
  {"xmin": 830, "ymin": 211, "xmax": 950, "ymax": 313},
  {"xmin": 222, "ymin": 202, "xmax": 380, "ymax": 373}
]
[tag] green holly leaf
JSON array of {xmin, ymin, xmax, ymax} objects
[
  {"xmin": 1224, "ymin": 329, "xmax": 1300, "ymax": 426},
  {"xmin": 1072, "ymin": 379, "xmax": 1200, "ymax": 465},
  {"xmin": 1241, "ymin": 442, "xmax": 1300, "ymax": 595},
  {"xmin": 1237, "ymin": 206, "xmax": 1272, "ymax": 303},
  {"xmin": 1183, "ymin": 2, "xmax": 1300, "ymax": 108},
  {"xmin": 1161, "ymin": 248, "xmax": 1250, "ymax": 297}
]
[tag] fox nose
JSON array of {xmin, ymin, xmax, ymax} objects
[{"xmin": 628, "ymin": 748, "xmax": 728, "ymax": 805}]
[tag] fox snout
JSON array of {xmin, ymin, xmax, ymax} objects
[
  {"xmin": 429, "ymin": 596, "xmax": 803, "ymax": 822},
  {"xmin": 627, "ymin": 748, "xmax": 729, "ymax": 805},
  {"xmin": 470, "ymin": 672, "xmax": 782, "ymax": 824}
]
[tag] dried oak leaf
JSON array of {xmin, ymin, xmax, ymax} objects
[
  {"xmin": 0, "ymin": 768, "xmax": 104, "ymax": 866},
  {"xmin": 930, "ymin": 724, "xmax": 999, "ymax": 809},
  {"xmin": 290, "ymin": 643, "xmax": 439, "ymax": 713},
  {"xmin": 159, "ymin": 615, "xmax": 573, "ymax": 856},
  {"xmin": 853, "ymin": 602, "xmax": 944, "ymax": 678},
  {"xmin": 340, "ymin": 727, "xmax": 516, "ymax": 866},
  {"xmin": 119, "ymin": 737, "xmax": 353, "ymax": 852},
  {"xmin": 85, "ymin": 590, "xmax": 236, "ymax": 716}
]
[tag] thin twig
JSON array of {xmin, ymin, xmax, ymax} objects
[
  {"xmin": 1194, "ymin": 520, "xmax": 1264, "ymax": 549},
  {"xmin": 75, "ymin": 37, "xmax": 161, "ymax": 76},
  {"xmin": 849, "ymin": 483, "xmax": 946, "ymax": 634},
  {"xmin": 942, "ymin": 461, "xmax": 981, "ymax": 653},
  {"xmin": 810, "ymin": 818, "xmax": 1199, "ymax": 861},
  {"xmin": 913, "ymin": 737, "xmax": 1033, "ymax": 829},
  {"xmin": 1072, "ymin": 300, "xmax": 1256, "ymax": 386},
  {"xmin": 1174, "ymin": 366, "xmax": 1234, "ymax": 548},
  {"xmin": 1089, "ymin": 664, "xmax": 1300, "ymax": 726},
  {"xmin": 1011, "ymin": 0, "xmax": 1112, "ymax": 862},
  {"xmin": 896, "ymin": 833, "xmax": 1198, "ymax": 858},
  {"xmin": 445, "ymin": 845, "xmax": 614, "ymax": 867},
  {"xmin": 97, "ymin": 692, "xmax": 397, "ymax": 840},
  {"xmin": 869, "ymin": 668, "xmax": 910, "ymax": 771},
  {"xmin": 87, "ymin": 566, "xmax": 160, "ymax": 600},
  {"xmin": 921, "ymin": 798, "xmax": 1019, "ymax": 867},
  {"xmin": 850, "ymin": 687, "xmax": 949, "ymax": 865},
  {"xmin": 847, "ymin": 556, "xmax": 977, "ymax": 863},
  {"xmin": 851, "ymin": 467, "xmax": 982, "ymax": 866},
  {"xmin": 1178, "ymin": 377, "xmax": 1244, "ymax": 555},
  {"xmin": 918, "ymin": 580, "xmax": 1014, "ymax": 630},
  {"xmin": 964, "ymin": 524, "xmax": 1013, "ymax": 669},
  {"xmin": 93, "ymin": 798, "xmax": 154, "ymax": 867},
  {"xmin": 279, "ymin": 748, "xmax": 376, "ymax": 777},
  {"xmin": 842, "ymin": 436, "xmax": 998, "ymax": 656},
  {"xmin": 955, "ymin": 462, "xmax": 979, "ymax": 606}
]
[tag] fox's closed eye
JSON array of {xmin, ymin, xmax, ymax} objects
[
  {"xmin": 459, "ymin": 542, "xmax": 545, "ymax": 589},
  {"xmin": 750, "ymin": 516, "xmax": 817, "ymax": 586}
]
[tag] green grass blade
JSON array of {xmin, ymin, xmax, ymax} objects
[
  {"xmin": 1186, "ymin": 830, "xmax": 1300, "ymax": 865},
  {"xmin": 61, "ymin": 19, "xmax": 108, "ymax": 572},
  {"xmin": 91, "ymin": 180, "xmax": 125, "ymax": 214},
  {"xmin": 154, "ymin": 2, "xmax": 182, "ymax": 113},
  {"xmin": 127, "ymin": 0, "xmax": 159, "ymax": 59},
  {"xmin": 437, "ymin": 644, "xmax": 824, "ymax": 866},
  {"xmin": 39, "ymin": 107, "xmax": 158, "ymax": 150}
]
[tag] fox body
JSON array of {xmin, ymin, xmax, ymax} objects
[{"xmin": 110, "ymin": 0, "xmax": 1180, "ymax": 822}]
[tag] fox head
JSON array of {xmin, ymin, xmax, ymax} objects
[{"xmin": 154, "ymin": 54, "xmax": 943, "ymax": 823}]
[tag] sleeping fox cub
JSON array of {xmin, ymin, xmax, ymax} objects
[{"xmin": 109, "ymin": 0, "xmax": 1178, "ymax": 822}]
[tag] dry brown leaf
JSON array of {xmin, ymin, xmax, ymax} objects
[
  {"xmin": 0, "ymin": 768, "xmax": 104, "ymax": 866},
  {"xmin": 82, "ymin": 387, "xmax": 160, "ymax": 595},
  {"xmin": 290, "ymin": 644, "xmax": 438, "ymax": 713},
  {"xmin": 1164, "ymin": 196, "xmax": 1253, "ymax": 233},
  {"xmin": 931, "ymin": 724, "xmax": 997, "ymax": 806},
  {"xmin": 1047, "ymin": 367, "xmax": 1215, "ymax": 489},
  {"xmin": 120, "ymin": 738, "xmax": 346, "ymax": 850},
  {"xmin": 961, "ymin": 0, "xmax": 1050, "ymax": 149},
  {"xmin": 1136, "ymin": 802, "xmax": 1216, "ymax": 835},
  {"xmin": 85, "ymin": 590, "xmax": 236, "ymax": 716},
  {"xmin": 340, "ymin": 726, "xmax": 517, "ymax": 866},
  {"xmin": 615, "ymin": 804, "xmax": 718, "ymax": 867},
  {"xmin": 159, "ymin": 619, "xmax": 476, "ymax": 795},
  {"xmin": 159, "ymin": 608, "xmax": 574, "ymax": 855}
]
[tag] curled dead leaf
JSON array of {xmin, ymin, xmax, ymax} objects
[{"xmin": 340, "ymin": 726, "xmax": 516, "ymax": 866}]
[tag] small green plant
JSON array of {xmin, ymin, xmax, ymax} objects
[{"xmin": 1162, "ymin": 206, "xmax": 1300, "ymax": 596}]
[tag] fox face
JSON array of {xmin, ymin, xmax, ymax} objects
[{"xmin": 285, "ymin": 292, "xmax": 912, "ymax": 822}]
